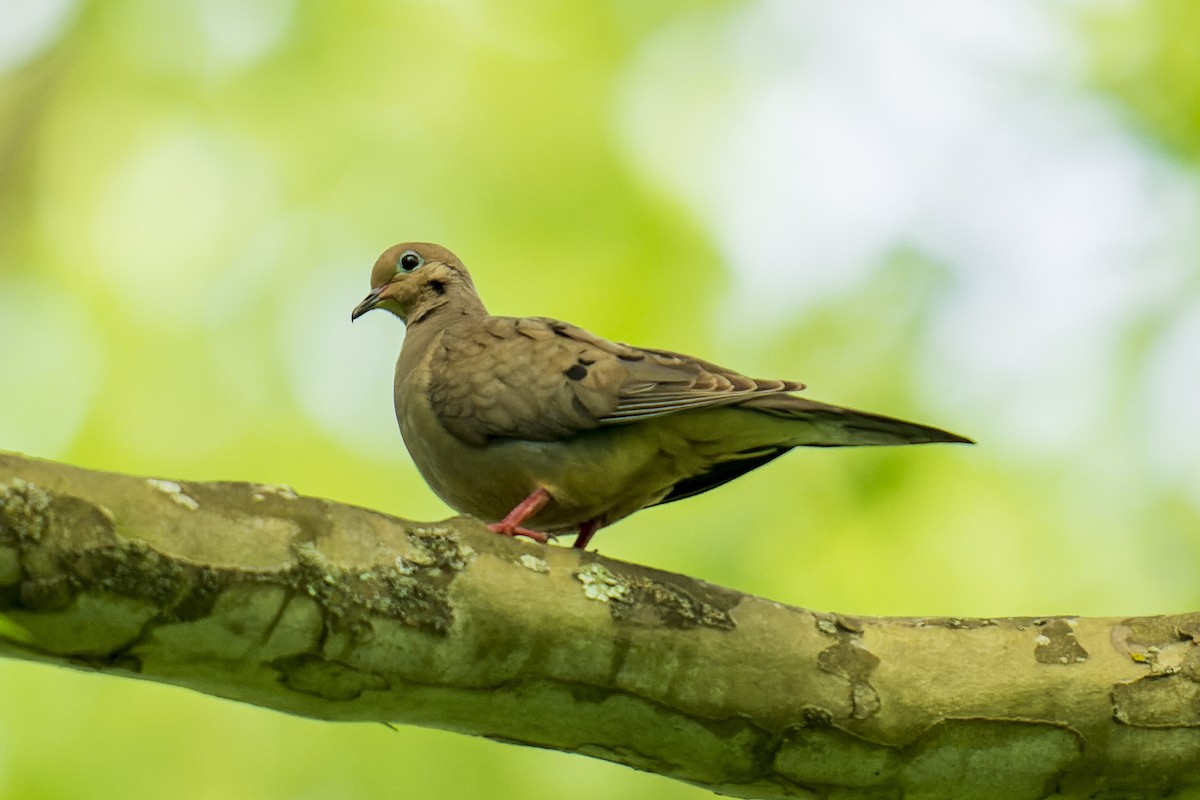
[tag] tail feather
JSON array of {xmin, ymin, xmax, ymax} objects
[{"xmin": 742, "ymin": 395, "xmax": 973, "ymax": 447}]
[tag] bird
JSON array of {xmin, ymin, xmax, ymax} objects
[{"xmin": 352, "ymin": 242, "xmax": 971, "ymax": 550}]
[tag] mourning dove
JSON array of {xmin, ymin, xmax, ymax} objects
[{"xmin": 352, "ymin": 242, "xmax": 971, "ymax": 549}]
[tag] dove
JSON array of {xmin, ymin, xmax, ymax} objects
[{"xmin": 352, "ymin": 242, "xmax": 971, "ymax": 549}]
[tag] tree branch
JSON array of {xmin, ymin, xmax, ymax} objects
[{"xmin": 1, "ymin": 452, "xmax": 1197, "ymax": 798}]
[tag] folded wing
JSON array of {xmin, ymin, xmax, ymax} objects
[{"xmin": 427, "ymin": 316, "xmax": 802, "ymax": 444}]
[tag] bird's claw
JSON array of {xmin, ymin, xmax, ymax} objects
[{"xmin": 486, "ymin": 521, "xmax": 550, "ymax": 544}]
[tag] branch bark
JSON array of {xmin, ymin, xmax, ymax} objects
[{"xmin": 1, "ymin": 452, "xmax": 1197, "ymax": 798}]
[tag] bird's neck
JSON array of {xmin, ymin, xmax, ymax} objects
[
  {"xmin": 396, "ymin": 294, "xmax": 485, "ymax": 383},
  {"xmin": 401, "ymin": 291, "xmax": 488, "ymax": 363},
  {"xmin": 406, "ymin": 290, "xmax": 487, "ymax": 328}
]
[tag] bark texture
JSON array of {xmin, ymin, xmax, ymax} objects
[{"xmin": 1, "ymin": 451, "xmax": 1198, "ymax": 799}]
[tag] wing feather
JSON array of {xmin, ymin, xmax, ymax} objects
[{"xmin": 426, "ymin": 316, "xmax": 803, "ymax": 443}]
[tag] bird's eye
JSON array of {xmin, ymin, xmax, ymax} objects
[{"xmin": 398, "ymin": 251, "xmax": 423, "ymax": 272}]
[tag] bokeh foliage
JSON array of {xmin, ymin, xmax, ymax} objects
[{"xmin": 1, "ymin": 1, "xmax": 1198, "ymax": 798}]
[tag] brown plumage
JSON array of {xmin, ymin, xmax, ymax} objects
[{"xmin": 352, "ymin": 242, "xmax": 971, "ymax": 548}]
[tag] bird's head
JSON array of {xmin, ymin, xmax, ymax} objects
[{"xmin": 351, "ymin": 242, "xmax": 483, "ymax": 324}]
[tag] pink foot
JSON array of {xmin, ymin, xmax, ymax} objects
[
  {"xmin": 487, "ymin": 487, "xmax": 552, "ymax": 544},
  {"xmin": 486, "ymin": 522, "xmax": 550, "ymax": 544},
  {"xmin": 572, "ymin": 518, "xmax": 603, "ymax": 550}
]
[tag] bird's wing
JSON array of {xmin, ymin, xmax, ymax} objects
[{"xmin": 426, "ymin": 316, "xmax": 803, "ymax": 444}]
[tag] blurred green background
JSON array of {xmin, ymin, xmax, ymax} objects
[{"xmin": 2, "ymin": 1, "xmax": 1198, "ymax": 798}]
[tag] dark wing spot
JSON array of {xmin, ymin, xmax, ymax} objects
[
  {"xmin": 564, "ymin": 364, "xmax": 588, "ymax": 381},
  {"xmin": 578, "ymin": 357, "xmax": 595, "ymax": 366}
]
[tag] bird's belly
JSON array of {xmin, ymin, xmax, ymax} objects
[{"xmin": 398, "ymin": 397, "xmax": 682, "ymax": 531}]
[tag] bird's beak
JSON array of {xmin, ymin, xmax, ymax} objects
[{"xmin": 351, "ymin": 286, "xmax": 386, "ymax": 321}]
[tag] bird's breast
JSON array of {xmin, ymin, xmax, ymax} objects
[{"xmin": 394, "ymin": 364, "xmax": 695, "ymax": 530}]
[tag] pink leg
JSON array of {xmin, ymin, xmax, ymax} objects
[
  {"xmin": 573, "ymin": 518, "xmax": 603, "ymax": 550},
  {"xmin": 487, "ymin": 487, "xmax": 552, "ymax": 543}
]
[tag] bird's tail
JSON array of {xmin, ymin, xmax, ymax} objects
[{"xmin": 742, "ymin": 395, "xmax": 973, "ymax": 447}]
